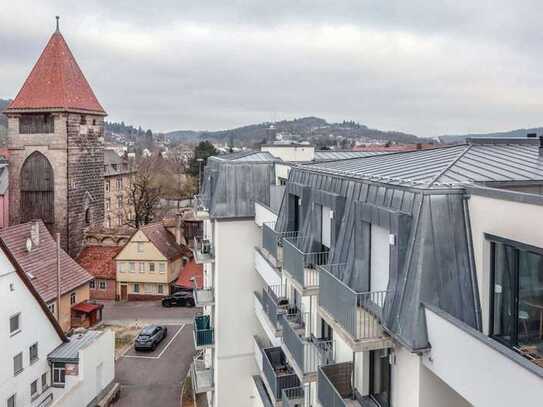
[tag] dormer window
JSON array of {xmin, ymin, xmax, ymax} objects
[{"xmin": 19, "ymin": 114, "xmax": 54, "ymax": 134}]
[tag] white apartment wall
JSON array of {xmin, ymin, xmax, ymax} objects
[
  {"xmin": 261, "ymin": 146, "xmax": 315, "ymax": 162},
  {"xmin": 468, "ymin": 194, "xmax": 543, "ymax": 333},
  {"xmin": 0, "ymin": 249, "xmax": 63, "ymax": 407},
  {"xmin": 419, "ymin": 365, "xmax": 471, "ymax": 407},
  {"xmin": 215, "ymin": 219, "xmax": 264, "ymax": 407},
  {"xmin": 274, "ymin": 164, "xmax": 291, "ymax": 183},
  {"xmin": 254, "ymin": 202, "xmax": 277, "ymax": 227},
  {"xmin": 424, "ymin": 307, "xmax": 543, "ymax": 407},
  {"xmin": 391, "ymin": 347, "xmax": 420, "ymax": 407},
  {"xmin": 53, "ymin": 330, "xmax": 115, "ymax": 407}
]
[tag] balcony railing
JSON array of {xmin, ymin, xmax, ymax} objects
[
  {"xmin": 193, "ymin": 315, "xmax": 214, "ymax": 348},
  {"xmin": 318, "ymin": 362, "xmax": 355, "ymax": 407},
  {"xmin": 193, "ymin": 287, "xmax": 214, "ymax": 306},
  {"xmin": 283, "ymin": 237, "xmax": 328, "ymax": 289},
  {"xmin": 192, "ymin": 194, "xmax": 207, "ymax": 214},
  {"xmin": 193, "ymin": 236, "xmax": 214, "ymax": 263},
  {"xmin": 262, "ymin": 284, "xmax": 288, "ymax": 329},
  {"xmin": 280, "ymin": 312, "xmax": 335, "ymax": 375},
  {"xmin": 318, "ymin": 264, "xmax": 389, "ymax": 341},
  {"xmin": 262, "ymin": 347, "xmax": 301, "ymax": 401},
  {"xmin": 261, "ymin": 222, "xmax": 299, "ymax": 266},
  {"xmin": 191, "ymin": 350, "xmax": 214, "ymax": 394},
  {"xmin": 282, "ymin": 386, "xmax": 309, "ymax": 407}
]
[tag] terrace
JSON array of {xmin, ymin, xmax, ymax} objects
[{"xmin": 318, "ymin": 264, "xmax": 392, "ymax": 351}]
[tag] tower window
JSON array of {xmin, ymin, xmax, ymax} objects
[
  {"xmin": 19, "ymin": 114, "xmax": 54, "ymax": 134},
  {"xmin": 85, "ymin": 208, "xmax": 91, "ymax": 225},
  {"xmin": 80, "ymin": 115, "xmax": 87, "ymax": 125}
]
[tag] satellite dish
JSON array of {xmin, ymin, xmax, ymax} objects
[{"xmin": 26, "ymin": 238, "xmax": 33, "ymax": 253}]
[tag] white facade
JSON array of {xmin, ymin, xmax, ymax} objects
[
  {"xmin": 261, "ymin": 145, "xmax": 315, "ymax": 162},
  {"xmin": 0, "ymin": 248, "xmax": 63, "ymax": 407}
]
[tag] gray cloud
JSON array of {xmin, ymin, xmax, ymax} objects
[{"xmin": 1, "ymin": 1, "xmax": 543, "ymax": 137}]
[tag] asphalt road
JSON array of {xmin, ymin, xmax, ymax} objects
[
  {"xmin": 114, "ymin": 323, "xmax": 195, "ymax": 407},
  {"xmin": 101, "ymin": 300, "xmax": 199, "ymax": 324}
]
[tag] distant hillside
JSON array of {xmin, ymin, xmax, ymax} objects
[
  {"xmin": 440, "ymin": 127, "xmax": 543, "ymax": 143},
  {"xmin": 166, "ymin": 116, "xmax": 423, "ymax": 146}
]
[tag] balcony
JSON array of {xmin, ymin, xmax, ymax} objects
[
  {"xmin": 283, "ymin": 236, "xmax": 328, "ymax": 294},
  {"xmin": 193, "ymin": 287, "xmax": 214, "ymax": 307},
  {"xmin": 192, "ymin": 194, "xmax": 209, "ymax": 220},
  {"xmin": 191, "ymin": 351, "xmax": 214, "ymax": 394},
  {"xmin": 282, "ymin": 386, "xmax": 310, "ymax": 407},
  {"xmin": 280, "ymin": 312, "xmax": 335, "ymax": 381},
  {"xmin": 255, "ymin": 285, "xmax": 289, "ymax": 341},
  {"xmin": 318, "ymin": 362, "xmax": 368, "ymax": 407},
  {"xmin": 193, "ymin": 236, "xmax": 214, "ymax": 264},
  {"xmin": 259, "ymin": 222, "xmax": 299, "ymax": 268},
  {"xmin": 318, "ymin": 264, "xmax": 391, "ymax": 352},
  {"xmin": 262, "ymin": 346, "xmax": 301, "ymax": 403},
  {"xmin": 193, "ymin": 315, "xmax": 214, "ymax": 348}
]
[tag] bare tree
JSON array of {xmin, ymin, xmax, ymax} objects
[{"xmin": 126, "ymin": 158, "xmax": 162, "ymax": 228}]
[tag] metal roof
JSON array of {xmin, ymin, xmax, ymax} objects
[
  {"xmin": 48, "ymin": 330, "xmax": 102, "ymax": 363},
  {"xmin": 214, "ymin": 151, "xmax": 280, "ymax": 162},
  {"xmin": 304, "ymin": 141, "xmax": 543, "ymax": 188},
  {"xmin": 313, "ymin": 150, "xmax": 385, "ymax": 161}
]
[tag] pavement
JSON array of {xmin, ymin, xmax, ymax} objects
[{"xmin": 102, "ymin": 301, "xmax": 198, "ymax": 407}]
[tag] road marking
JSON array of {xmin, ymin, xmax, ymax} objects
[{"xmin": 122, "ymin": 324, "xmax": 185, "ymax": 360}]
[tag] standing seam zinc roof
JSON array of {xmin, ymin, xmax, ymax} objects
[{"xmin": 303, "ymin": 142, "xmax": 543, "ymax": 187}]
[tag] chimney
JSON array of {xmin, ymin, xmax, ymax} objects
[
  {"xmin": 30, "ymin": 221, "xmax": 40, "ymax": 247},
  {"xmin": 175, "ymin": 213, "xmax": 183, "ymax": 245},
  {"xmin": 416, "ymin": 143, "xmax": 422, "ymax": 150}
]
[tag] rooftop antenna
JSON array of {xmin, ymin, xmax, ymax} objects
[{"xmin": 55, "ymin": 16, "xmax": 60, "ymax": 32}]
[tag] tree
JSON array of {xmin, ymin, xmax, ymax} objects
[
  {"xmin": 126, "ymin": 158, "xmax": 162, "ymax": 228},
  {"xmin": 188, "ymin": 141, "xmax": 218, "ymax": 177}
]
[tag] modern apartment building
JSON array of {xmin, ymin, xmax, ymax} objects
[{"xmin": 196, "ymin": 139, "xmax": 543, "ymax": 407}]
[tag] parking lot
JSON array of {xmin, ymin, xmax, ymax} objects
[{"xmin": 104, "ymin": 301, "xmax": 198, "ymax": 407}]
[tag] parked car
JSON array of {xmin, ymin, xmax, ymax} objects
[
  {"xmin": 162, "ymin": 291, "xmax": 195, "ymax": 307},
  {"xmin": 134, "ymin": 325, "xmax": 168, "ymax": 351}
]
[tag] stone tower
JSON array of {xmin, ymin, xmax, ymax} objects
[{"xmin": 4, "ymin": 21, "xmax": 106, "ymax": 256}]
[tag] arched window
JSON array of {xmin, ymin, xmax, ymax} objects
[
  {"xmin": 20, "ymin": 152, "xmax": 54, "ymax": 224},
  {"xmin": 85, "ymin": 208, "xmax": 91, "ymax": 225}
]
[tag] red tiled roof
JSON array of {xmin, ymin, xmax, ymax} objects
[
  {"xmin": 5, "ymin": 30, "xmax": 105, "ymax": 114},
  {"xmin": 175, "ymin": 260, "xmax": 203, "ymax": 288},
  {"xmin": 71, "ymin": 302, "xmax": 102, "ymax": 314},
  {"xmin": 76, "ymin": 245, "xmax": 121, "ymax": 280},
  {"xmin": 0, "ymin": 220, "xmax": 93, "ymax": 302},
  {"xmin": 140, "ymin": 223, "xmax": 192, "ymax": 261}
]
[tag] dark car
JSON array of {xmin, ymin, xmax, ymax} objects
[
  {"xmin": 162, "ymin": 291, "xmax": 195, "ymax": 307},
  {"xmin": 134, "ymin": 325, "xmax": 168, "ymax": 351}
]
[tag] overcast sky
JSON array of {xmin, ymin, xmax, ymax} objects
[{"xmin": 1, "ymin": 1, "xmax": 543, "ymax": 137}]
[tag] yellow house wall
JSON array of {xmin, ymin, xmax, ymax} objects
[{"xmin": 58, "ymin": 283, "xmax": 90, "ymax": 332}]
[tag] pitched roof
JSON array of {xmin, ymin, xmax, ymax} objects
[
  {"xmin": 140, "ymin": 223, "xmax": 192, "ymax": 260},
  {"xmin": 5, "ymin": 30, "xmax": 105, "ymax": 114},
  {"xmin": 0, "ymin": 220, "xmax": 93, "ymax": 302},
  {"xmin": 76, "ymin": 245, "xmax": 122, "ymax": 280},
  {"xmin": 175, "ymin": 260, "xmax": 203, "ymax": 288},
  {"xmin": 304, "ymin": 139, "xmax": 543, "ymax": 188},
  {"xmin": 214, "ymin": 151, "xmax": 280, "ymax": 162}
]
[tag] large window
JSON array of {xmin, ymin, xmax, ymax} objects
[
  {"xmin": 370, "ymin": 224, "xmax": 390, "ymax": 293},
  {"xmin": 29, "ymin": 343, "xmax": 38, "ymax": 364},
  {"xmin": 19, "ymin": 114, "xmax": 54, "ymax": 134},
  {"xmin": 490, "ymin": 239, "xmax": 543, "ymax": 359},
  {"xmin": 13, "ymin": 353, "xmax": 23, "ymax": 376},
  {"xmin": 369, "ymin": 349, "xmax": 391, "ymax": 407},
  {"xmin": 52, "ymin": 363, "xmax": 65, "ymax": 385},
  {"xmin": 9, "ymin": 313, "xmax": 20, "ymax": 335}
]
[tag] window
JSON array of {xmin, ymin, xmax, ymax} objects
[
  {"xmin": 117, "ymin": 196, "xmax": 123, "ymax": 207},
  {"xmin": 116, "ymin": 178, "xmax": 122, "ymax": 189},
  {"xmin": 129, "ymin": 262, "xmax": 135, "ymax": 273},
  {"xmin": 490, "ymin": 239, "xmax": 543, "ymax": 359},
  {"xmin": 89, "ymin": 280, "xmax": 96, "ymax": 289},
  {"xmin": 47, "ymin": 302, "xmax": 55, "ymax": 315},
  {"xmin": 92, "ymin": 119, "xmax": 96, "ymax": 126},
  {"xmin": 80, "ymin": 115, "xmax": 87, "ymax": 125},
  {"xmin": 117, "ymin": 213, "xmax": 123, "ymax": 226},
  {"xmin": 118, "ymin": 262, "xmax": 125, "ymax": 273},
  {"xmin": 158, "ymin": 284, "xmax": 164, "ymax": 294},
  {"xmin": 70, "ymin": 292, "xmax": 76, "ymax": 305},
  {"xmin": 321, "ymin": 205, "xmax": 332, "ymax": 250},
  {"xmin": 133, "ymin": 283, "xmax": 140, "ymax": 293},
  {"xmin": 41, "ymin": 372, "xmax": 48, "ymax": 390},
  {"xmin": 13, "ymin": 353, "xmax": 23, "ymax": 375},
  {"xmin": 9, "ymin": 313, "xmax": 20, "ymax": 335},
  {"xmin": 99, "ymin": 280, "xmax": 107, "ymax": 290},
  {"xmin": 137, "ymin": 242, "xmax": 144, "ymax": 253},
  {"xmin": 370, "ymin": 224, "xmax": 390, "ymax": 293},
  {"xmin": 105, "ymin": 180, "xmax": 110, "ymax": 192},
  {"xmin": 139, "ymin": 262, "xmax": 145, "ymax": 273},
  {"xmin": 19, "ymin": 113, "xmax": 54, "ymax": 134},
  {"xmin": 105, "ymin": 198, "xmax": 110, "ymax": 211},
  {"xmin": 6, "ymin": 394, "xmax": 15, "ymax": 407},
  {"xmin": 369, "ymin": 350, "xmax": 391, "ymax": 406},
  {"xmin": 149, "ymin": 263, "xmax": 155, "ymax": 273},
  {"xmin": 30, "ymin": 380, "xmax": 38, "ymax": 399},
  {"xmin": 106, "ymin": 216, "xmax": 111, "ymax": 228},
  {"xmin": 85, "ymin": 208, "xmax": 91, "ymax": 225},
  {"xmin": 29, "ymin": 343, "xmax": 38, "ymax": 364},
  {"xmin": 52, "ymin": 363, "xmax": 65, "ymax": 385},
  {"xmin": 159, "ymin": 263, "xmax": 165, "ymax": 273}
]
